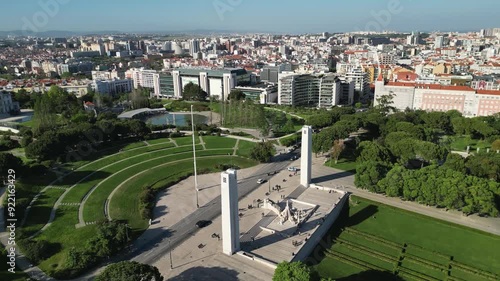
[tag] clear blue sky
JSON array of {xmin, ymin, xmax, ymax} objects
[{"xmin": 1, "ymin": 0, "xmax": 499, "ymax": 33}]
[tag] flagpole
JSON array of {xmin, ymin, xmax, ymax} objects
[{"xmin": 191, "ymin": 105, "xmax": 199, "ymax": 208}]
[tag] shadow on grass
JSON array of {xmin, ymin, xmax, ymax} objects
[
  {"xmin": 346, "ymin": 205, "xmax": 378, "ymax": 228},
  {"xmin": 336, "ymin": 270, "xmax": 404, "ymax": 281},
  {"xmin": 312, "ymin": 171, "xmax": 354, "ymax": 184},
  {"xmin": 50, "ymin": 170, "xmax": 113, "ymax": 187},
  {"xmin": 169, "ymin": 266, "xmax": 239, "ymax": 281}
]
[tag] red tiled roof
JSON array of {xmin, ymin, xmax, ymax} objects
[{"xmin": 477, "ymin": 90, "xmax": 500, "ymax": 96}]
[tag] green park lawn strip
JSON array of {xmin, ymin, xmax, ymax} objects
[
  {"xmin": 82, "ymin": 148, "xmax": 229, "ymax": 222},
  {"xmin": 324, "ymin": 158, "xmax": 357, "ymax": 173},
  {"xmin": 21, "ymin": 188, "xmax": 66, "ymax": 235},
  {"xmin": 315, "ymin": 196, "xmax": 500, "ymax": 280},
  {"xmin": 405, "ymin": 244, "xmax": 451, "ymax": 265},
  {"xmin": 314, "ymin": 257, "xmax": 362, "ymax": 280},
  {"xmin": 400, "ymin": 258, "xmax": 446, "ymax": 280},
  {"xmin": 337, "ymin": 234, "xmax": 401, "ymax": 259},
  {"xmin": 236, "ymin": 140, "xmax": 256, "ymax": 158},
  {"xmin": 122, "ymin": 142, "xmax": 147, "ymax": 151},
  {"xmin": 36, "ymin": 205, "xmax": 98, "ymax": 276},
  {"xmin": 202, "ymin": 136, "xmax": 237, "ymax": 150},
  {"xmin": 109, "ymin": 156, "xmax": 257, "ymax": 231},
  {"xmin": 332, "ymin": 243, "xmax": 395, "ymax": 272},
  {"xmin": 450, "ymin": 267, "xmax": 491, "ymax": 281},
  {"xmin": 449, "ymin": 135, "xmax": 491, "ymax": 152},
  {"xmin": 61, "ymin": 145, "xmax": 197, "ymax": 204},
  {"xmin": 147, "ymin": 138, "xmax": 172, "ymax": 145},
  {"xmin": 173, "ymin": 136, "xmax": 200, "ymax": 146}
]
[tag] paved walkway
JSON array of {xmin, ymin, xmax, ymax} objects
[{"xmin": 233, "ymin": 139, "xmax": 240, "ymax": 156}]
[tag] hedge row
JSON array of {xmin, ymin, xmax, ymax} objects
[
  {"xmin": 345, "ymin": 227, "xmax": 402, "ymax": 250},
  {"xmin": 336, "ymin": 238, "xmax": 397, "ymax": 264},
  {"xmin": 397, "ymin": 271, "xmax": 428, "ymax": 281},
  {"xmin": 326, "ymin": 252, "xmax": 369, "ymax": 271},
  {"xmin": 327, "ymin": 250, "xmax": 387, "ymax": 272},
  {"xmin": 446, "ymin": 276, "xmax": 467, "ymax": 281},
  {"xmin": 450, "ymin": 261, "xmax": 498, "ymax": 280},
  {"xmin": 406, "ymin": 243, "xmax": 450, "ymax": 260},
  {"xmin": 399, "ymin": 267, "xmax": 441, "ymax": 281},
  {"xmin": 404, "ymin": 253, "xmax": 448, "ymax": 272}
]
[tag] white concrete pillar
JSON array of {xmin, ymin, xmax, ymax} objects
[
  {"xmin": 221, "ymin": 169, "xmax": 240, "ymax": 255},
  {"xmin": 301, "ymin": 126, "xmax": 312, "ymax": 187}
]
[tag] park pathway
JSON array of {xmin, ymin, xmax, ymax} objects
[
  {"xmin": 199, "ymin": 136, "xmax": 207, "ymax": 150},
  {"xmin": 232, "ymin": 139, "xmax": 240, "ymax": 156},
  {"xmin": 170, "ymin": 138, "xmax": 179, "ymax": 147}
]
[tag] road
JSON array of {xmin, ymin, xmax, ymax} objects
[{"xmin": 131, "ymin": 154, "xmax": 292, "ymax": 264}]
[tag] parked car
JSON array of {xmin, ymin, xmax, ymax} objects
[
  {"xmin": 288, "ymin": 167, "xmax": 297, "ymax": 172},
  {"xmin": 257, "ymin": 179, "xmax": 266, "ymax": 184},
  {"xmin": 196, "ymin": 220, "xmax": 212, "ymax": 228}
]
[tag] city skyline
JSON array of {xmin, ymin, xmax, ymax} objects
[{"xmin": 1, "ymin": 0, "xmax": 500, "ymax": 34}]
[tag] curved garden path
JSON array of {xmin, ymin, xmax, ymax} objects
[{"xmin": 26, "ymin": 140, "xmax": 178, "ymax": 237}]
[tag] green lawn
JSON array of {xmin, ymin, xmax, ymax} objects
[
  {"xmin": 236, "ymin": 140, "xmax": 256, "ymax": 158},
  {"xmin": 202, "ymin": 136, "xmax": 237, "ymax": 150},
  {"xmin": 147, "ymin": 138, "xmax": 172, "ymax": 145},
  {"xmin": 122, "ymin": 142, "xmax": 147, "ymax": 151},
  {"xmin": 324, "ymin": 158, "xmax": 357, "ymax": 173},
  {"xmin": 21, "ymin": 188, "xmax": 66, "ymax": 235},
  {"xmin": 449, "ymin": 135, "xmax": 492, "ymax": 152},
  {"xmin": 314, "ymin": 196, "xmax": 500, "ymax": 280},
  {"xmin": 173, "ymin": 136, "xmax": 200, "ymax": 146}
]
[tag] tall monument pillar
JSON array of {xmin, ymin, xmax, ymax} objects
[
  {"xmin": 301, "ymin": 126, "xmax": 312, "ymax": 187},
  {"xmin": 221, "ymin": 169, "xmax": 240, "ymax": 255}
]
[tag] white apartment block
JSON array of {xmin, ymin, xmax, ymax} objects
[
  {"xmin": 278, "ymin": 73, "xmax": 343, "ymax": 108},
  {"xmin": 91, "ymin": 79, "xmax": 133, "ymax": 96}
]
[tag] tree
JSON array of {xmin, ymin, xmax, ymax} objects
[
  {"xmin": 493, "ymin": 139, "xmax": 500, "ymax": 151},
  {"xmin": 183, "ymin": 82, "xmax": 208, "ymax": 101},
  {"xmin": 273, "ymin": 261, "xmax": 312, "ymax": 281},
  {"xmin": 355, "ymin": 161, "xmax": 391, "ymax": 192},
  {"xmin": 375, "ymin": 93, "xmax": 396, "ymax": 114},
  {"xmin": 356, "ymin": 141, "xmax": 392, "ymax": 164},
  {"xmin": 129, "ymin": 88, "xmax": 150, "ymax": 109},
  {"xmin": 442, "ymin": 153, "xmax": 467, "ymax": 174},
  {"xmin": 228, "ymin": 89, "xmax": 246, "ymax": 101},
  {"xmin": 13, "ymin": 89, "xmax": 31, "ymax": 108},
  {"xmin": 331, "ymin": 139, "xmax": 345, "ymax": 164},
  {"xmin": 96, "ymin": 261, "xmax": 163, "ymax": 281},
  {"xmin": 18, "ymin": 239, "xmax": 52, "ymax": 264},
  {"xmin": 0, "ymin": 153, "xmax": 23, "ymax": 180},
  {"xmin": 250, "ymin": 141, "xmax": 274, "ymax": 163}
]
